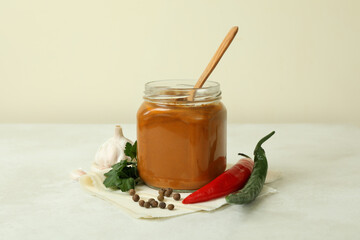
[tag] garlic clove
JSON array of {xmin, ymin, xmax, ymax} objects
[
  {"xmin": 114, "ymin": 125, "xmax": 133, "ymax": 150},
  {"xmin": 93, "ymin": 125, "xmax": 133, "ymax": 170},
  {"xmin": 95, "ymin": 139, "xmax": 119, "ymax": 168}
]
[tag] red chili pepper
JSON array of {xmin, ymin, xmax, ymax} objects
[{"xmin": 182, "ymin": 158, "xmax": 254, "ymax": 204}]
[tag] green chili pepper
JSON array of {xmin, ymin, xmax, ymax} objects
[{"xmin": 225, "ymin": 131, "xmax": 275, "ymax": 204}]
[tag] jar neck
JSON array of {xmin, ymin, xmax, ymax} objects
[
  {"xmin": 143, "ymin": 80, "xmax": 222, "ymax": 105},
  {"xmin": 144, "ymin": 97, "xmax": 222, "ymax": 106}
]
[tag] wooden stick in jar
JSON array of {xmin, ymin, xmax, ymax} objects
[{"xmin": 188, "ymin": 26, "xmax": 238, "ymax": 101}]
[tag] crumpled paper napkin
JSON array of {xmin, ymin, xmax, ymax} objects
[{"xmin": 79, "ymin": 169, "xmax": 281, "ymax": 219}]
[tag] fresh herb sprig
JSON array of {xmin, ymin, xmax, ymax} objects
[
  {"xmin": 124, "ymin": 141, "xmax": 137, "ymax": 160},
  {"xmin": 103, "ymin": 141, "xmax": 140, "ymax": 191}
]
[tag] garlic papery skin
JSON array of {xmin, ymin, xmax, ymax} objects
[
  {"xmin": 93, "ymin": 125, "xmax": 133, "ymax": 170},
  {"xmin": 70, "ymin": 168, "xmax": 87, "ymax": 181}
]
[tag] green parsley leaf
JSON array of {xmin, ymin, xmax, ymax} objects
[
  {"xmin": 103, "ymin": 170, "xmax": 122, "ymax": 189},
  {"xmin": 103, "ymin": 160, "xmax": 139, "ymax": 192},
  {"xmin": 124, "ymin": 141, "xmax": 137, "ymax": 160},
  {"xmin": 115, "ymin": 177, "xmax": 135, "ymax": 191},
  {"xmin": 103, "ymin": 140, "xmax": 139, "ymax": 191}
]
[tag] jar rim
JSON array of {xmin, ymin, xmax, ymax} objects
[
  {"xmin": 145, "ymin": 79, "xmax": 220, "ymax": 90},
  {"xmin": 144, "ymin": 79, "xmax": 221, "ymax": 104}
]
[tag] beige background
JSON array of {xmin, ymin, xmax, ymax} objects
[{"xmin": 0, "ymin": 0, "xmax": 359, "ymax": 125}]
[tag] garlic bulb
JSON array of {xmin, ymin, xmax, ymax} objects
[{"xmin": 92, "ymin": 125, "xmax": 133, "ymax": 170}]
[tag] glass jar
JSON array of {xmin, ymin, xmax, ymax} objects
[{"xmin": 137, "ymin": 80, "xmax": 227, "ymax": 191}]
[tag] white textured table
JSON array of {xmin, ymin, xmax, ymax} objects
[{"xmin": 1, "ymin": 124, "xmax": 359, "ymax": 239}]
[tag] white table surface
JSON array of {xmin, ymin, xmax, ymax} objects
[{"xmin": 1, "ymin": 124, "xmax": 359, "ymax": 240}]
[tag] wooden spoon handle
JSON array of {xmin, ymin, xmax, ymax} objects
[{"xmin": 195, "ymin": 26, "xmax": 238, "ymax": 88}]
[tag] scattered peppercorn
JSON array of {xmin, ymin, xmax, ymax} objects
[
  {"xmin": 151, "ymin": 200, "xmax": 158, "ymax": 207},
  {"xmin": 165, "ymin": 190, "xmax": 171, "ymax": 197},
  {"xmin": 159, "ymin": 202, "xmax": 166, "ymax": 209},
  {"xmin": 129, "ymin": 189, "xmax": 136, "ymax": 196},
  {"xmin": 173, "ymin": 193, "xmax": 181, "ymax": 201},
  {"xmin": 132, "ymin": 194, "xmax": 140, "ymax": 202},
  {"xmin": 157, "ymin": 194, "xmax": 164, "ymax": 201},
  {"xmin": 167, "ymin": 188, "xmax": 173, "ymax": 195},
  {"xmin": 131, "ymin": 188, "xmax": 178, "ymax": 210}
]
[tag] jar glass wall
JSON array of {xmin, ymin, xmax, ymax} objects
[{"xmin": 137, "ymin": 80, "xmax": 227, "ymax": 190}]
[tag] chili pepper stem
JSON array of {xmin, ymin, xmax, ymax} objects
[{"xmin": 238, "ymin": 153, "xmax": 251, "ymax": 158}]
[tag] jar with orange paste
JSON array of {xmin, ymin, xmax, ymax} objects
[{"xmin": 137, "ymin": 80, "xmax": 226, "ymax": 191}]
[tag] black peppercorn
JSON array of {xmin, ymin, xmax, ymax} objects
[
  {"xmin": 173, "ymin": 193, "xmax": 181, "ymax": 201},
  {"xmin": 166, "ymin": 188, "xmax": 173, "ymax": 195},
  {"xmin": 159, "ymin": 202, "xmax": 166, "ymax": 209},
  {"xmin": 157, "ymin": 194, "xmax": 164, "ymax": 201},
  {"xmin": 144, "ymin": 202, "xmax": 151, "ymax": 208},
  {"xmin": 132, "ymin": 194, "xmax": 140, "ymax": 202},
  {"xmin": 164, "ymin": 190, "xmax": 171, "ymax": 197},
  {"xmin": 158, "ymin": 188, "xmax": 166, "ymax": 195},
  {"xmin": 150, "ymin": 200, "xmax": 158, "ymax": 207},
  {"xmin": 129, "ymin": 189, "xmax": 136, "ymax": 196}
]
